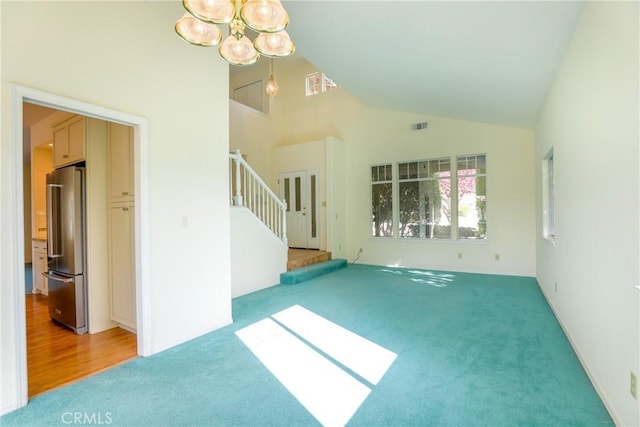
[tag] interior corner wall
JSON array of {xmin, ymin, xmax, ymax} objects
[
  {"xmin": 1, "ymin": 1, "xmax": 232, "ymax": 414},
  {"xmin": 534, "ymin": 2, "xmax": 639, "ymax": 425},
  {"xmin": 263, "ymin": 59, "xmax": 536, "ymax": 276}
]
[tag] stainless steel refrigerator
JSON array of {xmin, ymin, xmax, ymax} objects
[{"xmin": 43, "ymin": 165, "xmax": 88, "ymax": 334}]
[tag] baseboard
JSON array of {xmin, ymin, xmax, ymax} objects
[
  {"xmin": 536, "ymin": 280, "xmax": 621, "ymax": 426},
  {"xmin": 150, "ymin": 317, "xmax": 233, "ymax": 355},
  {"xmin": 1, "ymin": 400, "xmax": 19, "ymax": 417}
]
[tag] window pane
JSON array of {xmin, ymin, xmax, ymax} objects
[
  {"xmin": 284, "ymin": 178, "xmax": 290, "ymax": 212},
  {"xmin": 399, "ymin": 179, "xmax": 451, "ymax": 239},
  {"xmin": 543, "ymin": 152, "xmax": 554, "ymax": 239},
  {"xmin": 311, "ymin": 175, "xmax": 317, "ymax": 238},
  {"xmin": 398, "ymin": 163, "xmax": 408, "ymax": 180},
  {"xmin": 372, "ymin": 164, "xmax": 393, "ymax": 237},
  {"xmin": 458, "ymin": 175, "xmax": 487, "ymax": 240},
  {"xmin": 384, "ymin": 164, "xmax": 392, "ymax": 181},
  {"xmin": 295, "ymin": 177, "xmax": 301, "ymax": 212},
  {"xmin": 408, "ymin": 162, "xmax": 418, "ymax": 179},
  {"xmin": 457, "ymin": 154, "xmax": 486, "ymax": 240},
  {"xmin": 548, "ymin": 156, "xmax": 554, "ymax": 234}
]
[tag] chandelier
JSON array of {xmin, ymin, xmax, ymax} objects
[{"xmin": 175, "ymin": 0, "xmax": 296, "ymax": 66}]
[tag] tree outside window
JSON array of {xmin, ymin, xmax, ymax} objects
[
  {"xmin": 371, "ymin": 164, "xmax": 393, "ymax": 237},
  {"xmin": 398, "ymin": 159, "xmax": 451, "ymax": 239},
  {"xmin": 457, "ymin": 154, "xmax": 487, "ymax": 240}
]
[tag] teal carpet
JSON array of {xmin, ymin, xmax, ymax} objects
[{"xmin": 2, "ymin": 264, "xmax": 612, "ymax": 426}]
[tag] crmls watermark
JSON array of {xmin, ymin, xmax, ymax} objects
[{"xmin": 61, "ymin": 411, "xmax": 113, "ymax": 425}]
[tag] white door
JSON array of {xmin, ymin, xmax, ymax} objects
[{"xmin": 280, "ymin": 170, "xmax": 320, "ymax": 249}]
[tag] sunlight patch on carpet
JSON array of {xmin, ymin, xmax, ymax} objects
[
  {"xmin": 272, "ymin": 305, "xmax": 396, "ymax": 385},
  {"xmin": 235, "ymin": 306, "xmax": 397, "ymax": 426}
]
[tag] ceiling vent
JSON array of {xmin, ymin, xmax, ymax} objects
[{"xmin": 411, "ymin": 121, "xmax": 428, "ymax": 131}]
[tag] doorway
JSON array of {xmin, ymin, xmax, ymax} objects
[
  {"xmin": 279, "ymin": 170, "xmax": 320, "ymax": 249},
  {"xmin": 23, "ymin": 103, "xmax": 139, "ymax": 397},
  {"xmin": 11, "ymin": 85, "xmax": 150, "ymax": 409}
]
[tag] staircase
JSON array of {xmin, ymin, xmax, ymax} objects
[
  {"xmin": 229, "ymin": 150, "xmax": 287, "ymax": 297},
  {"xmin": 229, "ymin": 150, "xmax": 347, "ymax": 293},
  {"xmin": 229, "ymin": 150, "xmax": 287, "ymax": 244}
]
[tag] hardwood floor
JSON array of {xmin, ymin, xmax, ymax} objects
[
  {"xmin": 287, "ymin": 249, "xmax": 331, "ymax": 271},
  {"xmin": 26, "ymin": 293, "xmax": 137, "ymax": 397}
]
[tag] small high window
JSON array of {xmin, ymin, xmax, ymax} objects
[{"xmin": 306, "ymin": 72, "xmax": 338, "ymax": 96}]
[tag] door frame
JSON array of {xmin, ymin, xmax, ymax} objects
[
  {"xmin": 8, "ymin": 85, "xmax": 151, "ymax": 408},
  {"xmin": 279, "ymin": 169, "xmax": 320, "ymax": 249}
]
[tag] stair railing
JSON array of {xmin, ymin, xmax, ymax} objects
[{"xmin": 229, "ymin": 150, "xmax": 287, "ymax": 244}]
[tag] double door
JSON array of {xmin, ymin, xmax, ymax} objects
[{"xmin": 279, "ymin": 170, "xmax": 319, "ymax": 249}]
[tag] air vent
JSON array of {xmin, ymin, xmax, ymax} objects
[{"xmin": 411, "ymin": 121, "xmax": 428, "ymax": 131}]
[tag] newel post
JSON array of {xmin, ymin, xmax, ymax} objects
[{"xmin": 233, "ymin": 149, "xmax": 244, "ymax": 206}]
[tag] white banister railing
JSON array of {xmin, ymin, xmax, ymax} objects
[{"xmin": 229, "ymin": 150, "xmax": 287, "ymax": 244}]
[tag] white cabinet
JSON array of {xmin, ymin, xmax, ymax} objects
[
  {"xmin": 52, "ymin": 115, "xmax": 86, "ymax": 168},
  {"xmin": 32, "ymin": 240, "xmax": 48, "ymax": 295},
  {"xmin": 107, "ymin": 122, "xmax": 134, "ymax": 202},
  {"xmin": 108, "ymin": 203, "xmax": 136, "ymax": 330}
]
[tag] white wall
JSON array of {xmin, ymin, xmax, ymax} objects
[
  {"xmin": 229, "ymin": 99, "xmax": 276, "ymax": 182},
  {"xmin": 535, "ymin": 2, "xmax": 639, "ymax": 425},
  {"xmin": 1, "ymin": 1, "xmax": 232, "ymax": 414},
  {"xmin": 230, "ymin": 207, "xmax": 287, "ymax": 298}
]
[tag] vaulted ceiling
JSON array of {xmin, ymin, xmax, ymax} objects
[{"xmin": 282, "ymin": 1, "xmax": 584, "ymax": 129}]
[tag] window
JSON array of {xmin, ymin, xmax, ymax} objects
[
  {"xmin": 371, "ymin": 164, "xmax": 393, "ymax": 237},
  {"xmin": 398, "ymin": 158, "xmax": 451, "ymax": 239},
  {"xmin": 542, "ymin": 150, "xmax": 555, "ymax": 240},
  {"xmin": 371, "ymin": 154, "xmax": 487, "ymax": 240},
  {"xmin": 457, "ymin": 154, "xmax": 487, "ymax": 240},
  {"xmin": 306, "ymin": 72, "xmax": 338, "ymax": 96}
]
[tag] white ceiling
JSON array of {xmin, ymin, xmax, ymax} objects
[{"xmin": 282, "ymin": 1, "xmax": 584, "ymax": 129}]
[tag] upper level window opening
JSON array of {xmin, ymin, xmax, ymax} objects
[{"xmin": 306, "ymin": 72, "xmax": 338, "ymax": 96}]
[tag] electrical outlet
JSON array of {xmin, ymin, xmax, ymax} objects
[
  {"xmin": 631, "ymin": 371, "xmax": 637, "ymax": 399},
  {"xmin": 494, "ymin": 254, "xmax": 500, "ymax": 261},
  {"xmin": 458, "ymin": 252, "xmax": 463, "ymax": 259},
  {"xmin": 554, "ymin": 282, "xmax": 558, "ymax": 292}
]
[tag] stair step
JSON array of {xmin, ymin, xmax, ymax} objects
[
  {"xmin": 280, "ymin": 259, "xmax": 348, "ymax": 284},
  {"xmin": 287, "ymin": 250, "xmax": 332, "ymax": 271}
]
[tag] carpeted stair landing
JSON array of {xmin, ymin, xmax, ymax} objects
[{"xmin": 280, "ymin": 259, "xmax": 347, "ymax": 284}]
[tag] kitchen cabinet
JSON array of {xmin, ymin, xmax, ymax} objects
[
  {"xmin": 108, "ymin": 202, "xmax": 136, "ymax": 331},
  {"xmin": 32, "ymin": 240, "xmax": 48, "ymax": 295},
  {"xmin": 52, "ymin": 115, "xmax": 85, "ymax": 168},
  {"xmin": 107, "ymin": 122, "xmax": 134, "ymax": 202}
]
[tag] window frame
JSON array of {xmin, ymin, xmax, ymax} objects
[
  {"xmin": 370, "ymin": 163, "xmax": 394, "ymax": 238},
  {"xmin": 542, "ymin": 149, "xmax": 555, "ymax": 242},
  {"xmin": 456, "ymin": 154, "xmax": 487, "ymax": 241},
  {"xmin": 369, "ymin": 153, "xmax": 488, "ymax": 242},
  {"xmin": 397, "ymin": 158, "xmax": 452, "ymax": 240},
  {"xmin": 305, "ymin": 72, "xmax": 338, "ymax": 97}
]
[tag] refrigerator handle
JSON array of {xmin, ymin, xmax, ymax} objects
[
  {"xmin": 42, "ymin": 271, "xmax": 74, "ymax": 283},
  {"xmin": 47, "ymin": 183, "xmax": 63, "ymax": 258}
]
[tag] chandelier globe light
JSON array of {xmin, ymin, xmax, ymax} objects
[
  {"xmin": 175, "ymin": 0, "xmax": 296, "ymax": 66},
  {"xmin": 175, "ymin": 13, "xmax": 222, "ymax": 46}
]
